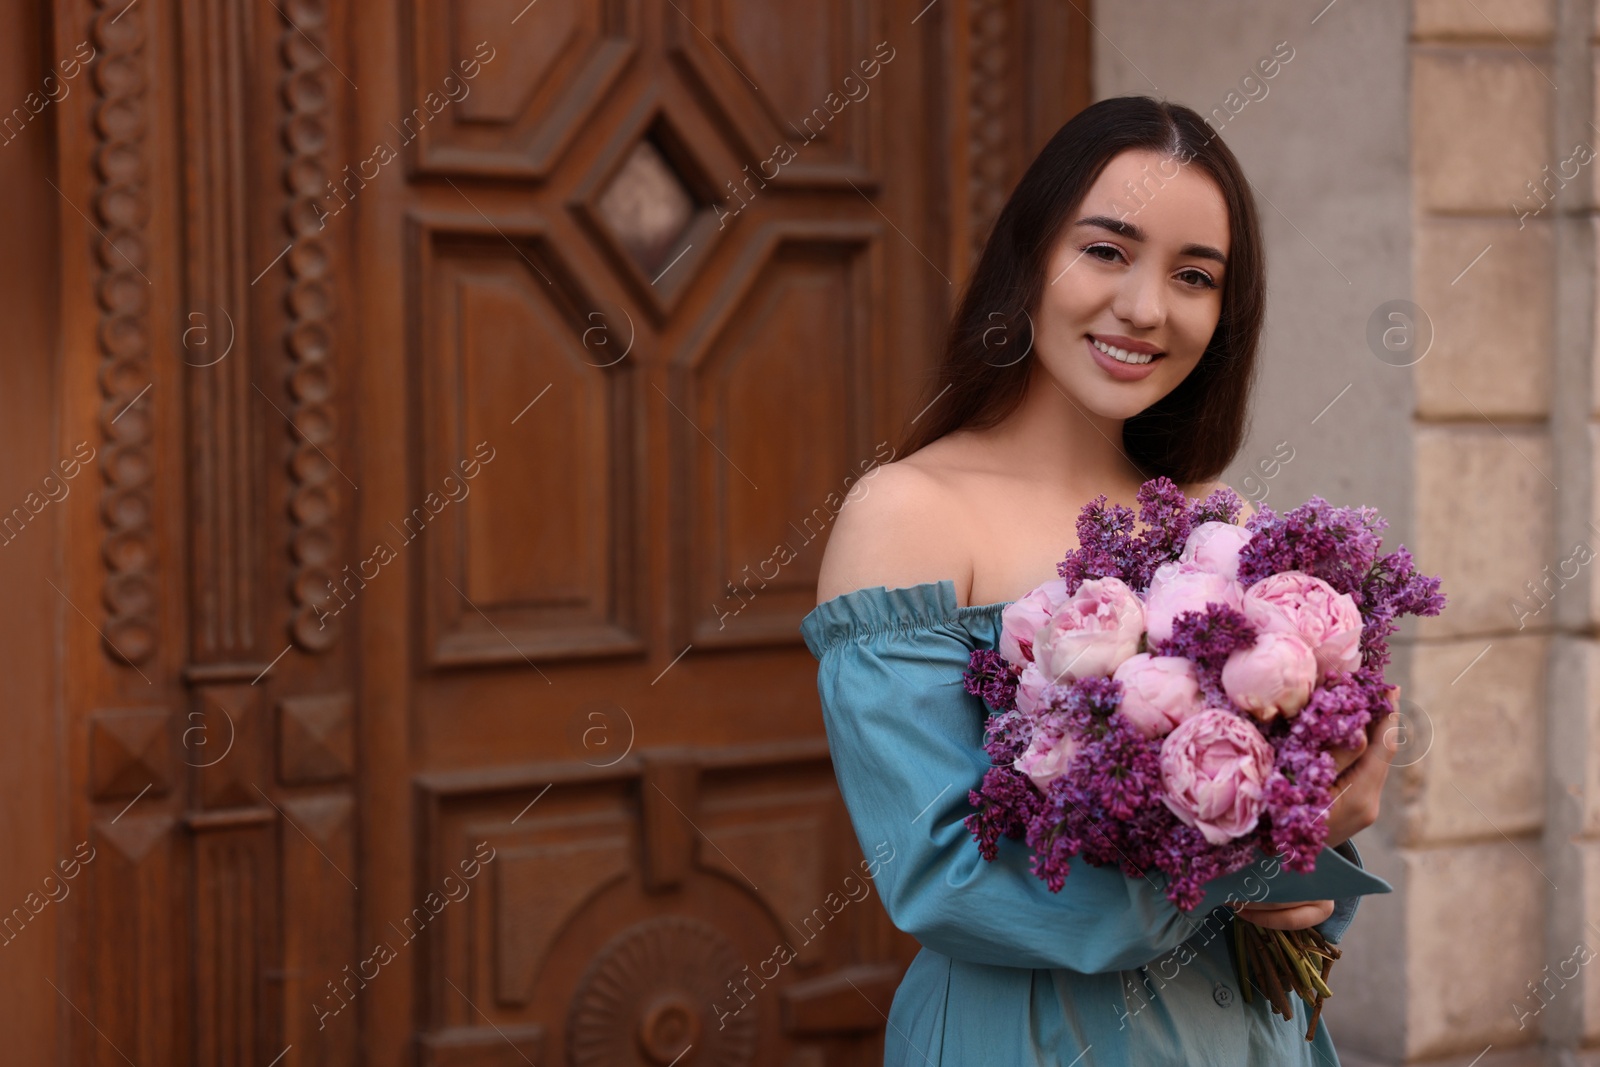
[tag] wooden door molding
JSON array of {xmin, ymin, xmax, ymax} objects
[
  {"xmin": 90, "ymin": 0, "xmax": 162, "ymax": 668},
  {"xmin": 567, "ymin": 84, "xmax": 740, "ymax": 320},
  {"xmin": 410, "ymin": 738, "xmax": 842, "ymax": 1062},
  {"xmin": 279, "ymin": 0, "xmax": 349, "ymax": 657},
  {"xmin": 958, "ymin": 0, "xmax": 1092, "ymax": 271},
  {"xmin": 46, "ymin": 0, "xmax": 363, "ymax": 1061},
  {"xmin": 662, "ymin": 0, "xmax": 886, "ymax": 189},
  {"xmin": 403, "ymin": 0, "xmax": 638, "ymax": 179}
]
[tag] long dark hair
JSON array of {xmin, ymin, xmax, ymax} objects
[{"xmin": 900, "ymin": 96, "xmax": 1265, "ymax": 486}]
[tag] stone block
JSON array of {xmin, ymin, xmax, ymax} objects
[
  {"xmin": 1404, "ymin": 839, "xmax": 1546, "ymax": 1056},
  {"xmin": 1413, "ymin": 50, "xmax": 1553, "ymax": 214},
  {"xmin": 1400, "ymin": 635, "xmax": 1546, "ymax": 845},
  {"xmin": 1414, "ymin": 0, "xmax": 1553, "ymax": 42},
  {"xmin": 1414, "ymin": 425, "xmax": 1554, "ymax": 639},
  {"xmin": 1414, "ymin": 218, "xmax": 1551, "ymax": 420},
  {"xmin": 1550, "ymin": 638, "xmax": 1600, "ymax": 840}
]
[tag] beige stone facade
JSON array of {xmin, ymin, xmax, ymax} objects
[{"xmin": 1098, "ymin": 1, "xmax": 1588, "ymax": 1063}]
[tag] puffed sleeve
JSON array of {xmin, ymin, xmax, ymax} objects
[{"xmin": 800, "ymin": 581, "xmax": 1388, "ymax": 974}]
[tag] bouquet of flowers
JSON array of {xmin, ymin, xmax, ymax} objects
[{"xmin": 962, "ymin": 477, "xmax": 1444, "ymax": 1036}]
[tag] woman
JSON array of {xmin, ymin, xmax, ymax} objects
[{"xmin": 800, "ymin": 97, "xmax": 1399, "ymax": 1065}]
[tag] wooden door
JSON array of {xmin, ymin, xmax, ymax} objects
[
  {"xmin": 360, "ymin": 7, "xmax": 945, "ymax": 1064},
  {"xmin": 11, "ymin": 0, "xmax": 1087, "ymax": 1063}
]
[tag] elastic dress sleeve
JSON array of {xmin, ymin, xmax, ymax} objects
[{"xmin": 800, "ymin": 580, "xmax": 1383, "ymax": 975}]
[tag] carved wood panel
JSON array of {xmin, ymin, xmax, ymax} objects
[
  {"xmin": 406, "ymin": 0, "xmax": 636, "ymax": 177},
  {"xmin": 379, "ymin": 3, "xmax": 1086, "ymax": 1064},
  {"xmin": 280, "ymin": 0, "xmax": 346, "ymax": 656},
  {"xmin": 408, "ymin": 213, "xmax": 645, "ymax": 666},
  {"xmin": 675, "ymin": 223, "xmax": 883, "ymax": 648},
  {"xmin": 93, "ymin": 0, "xmax": 159, "ymax": 668},
  {"xmin": 63, "ymin": 0, "xmax": 363, "ymax": 1060},
  {"xmin": 415, "ymin": 742, "xmax": 865, "ymax": 1065},
  {"xmin": 28, "ymin": 0, "xmax": 1088, "ymax": 1063},
  {"xmin": 666, "ymin": 0, "xmax": 885, "ymax": 186}
]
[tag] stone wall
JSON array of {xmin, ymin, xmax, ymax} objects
[{"xmin": 1096, "ymin": 1, "xmax": 1592, "ymax": 1063}]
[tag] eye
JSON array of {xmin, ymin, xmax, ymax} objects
[
  {"xmin": 1081, "ymin": 242, "xmax": 1125, "ymax": 263},
  {"xmin": 1176, "ymin": 266, "xmax": 1219, "ymax": 290}
]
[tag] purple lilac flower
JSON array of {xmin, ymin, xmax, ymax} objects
[
  {"xmin": 1257, "ymin": 665, "xmax": 1394, "ymax": 868},
  {"xmin": 1149, "ymin": 604, "xmax": 1258, "ymax": 709},
  {"xmin": 1153, "ymin": 825, "xmax": 1261, "ymax": 911},
  {"xmin": 1357, "ymin": 546, "xmax": 1447, "ymax": 672},
  {"xmin": 1057, "ymin": 477, "xmax": 1246, "ymax": 594},
  {"xmin": 1057, "ymin": 495, "xmax": 1140, "ymax": 592},
  {"xmin": 1236, "ymin": 497, "xmax": 1386, "ymax": 595},
  {"xmin": 965, "ymin": 477, "xmax": 1446, "ymax": 909},
  {"xmin": 1191, "ymin": 485, "xmax": 1245, "ymax": 527},
  {"xmin": 965, "ymin": 766, "xmax": 1041, "ymax": 861},
  {"xmin": 964, "ymin": 649, "xmax": 1020, "ymax": 712}
]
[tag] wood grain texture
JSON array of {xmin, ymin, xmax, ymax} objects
[
  {"xmin": 405, "ymin": 0, "xmax": 635, "ymax": 177},
  {"xmin": 13, "ymin": 1, "xmax": 1091, "ymax": 1062}
]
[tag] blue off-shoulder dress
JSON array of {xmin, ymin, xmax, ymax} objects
[{"xmin": 799, "ymin": 580, "xmax": 1393, "ymax": 1067}]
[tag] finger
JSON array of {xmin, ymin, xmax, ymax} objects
[
  {"xmin": 1236, "ymin": 900, "xmax": 1335, "ymax": 930},
  {"xmin": 1334, "ymin": 704, "xmax": 1400, "ymax": 781},
  {"xmin": 1368, "ymin": 700, "xmax": 1399, "ymax": 744},
  {"xmin": 1336, "ymin": 715, "xmax": 1400, "ymax": 798},
  {"xmin": 1374, "ymin": 710, "xmax": 1401, "ymax": 765},
  {"xmin": 1332, "ymin": 724, "xmax": 1371, "ymax": 774},
  {"xmin": 1330, "ymin": 738, "xmax": 1365, "ymax": 776}
]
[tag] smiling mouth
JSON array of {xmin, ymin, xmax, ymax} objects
[{"xmin": 1088, "ymin": 335, "xmax": 1164, "ymax": 365}]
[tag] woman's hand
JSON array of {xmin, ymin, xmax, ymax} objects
[
  {"xmin": 1225, "ymin": 687, "xmax": 1403, "ymax": 931},
  {"xmin": 1229, "ymin": 898, "xmax": 1335, "ymax": 930},
  {"xmin": 1321, "ymin": 685, "xmax": 1402, "ymax": 849}
]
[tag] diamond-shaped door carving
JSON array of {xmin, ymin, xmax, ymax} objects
[
  {"xmin": 573, "ymin": 95, "xmax": 732, "ymax": 318},
  {"xmin": 406, "ymin": 0, "xmax": 637, "ymax": 178},
  {"xmin": 596, "ymin": 139, "xmax": 699, "ymax": 280}
]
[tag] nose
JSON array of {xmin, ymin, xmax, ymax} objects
[{"xmin": 1112, "ymin": 265, "xmax": 1166, "ymax": 331}]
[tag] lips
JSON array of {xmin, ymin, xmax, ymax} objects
[
  {"xmin": 1085, "ymin": 334, "xmax": 1164, "ymax": 382},
  {"xmin": 1088, "ymin": 334, "xmax": 1164, "ymax": 363}
]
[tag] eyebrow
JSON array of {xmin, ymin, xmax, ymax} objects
[{"xmin": 1074, "ymin": 214, "xmax": 1228, "ymax": 266}]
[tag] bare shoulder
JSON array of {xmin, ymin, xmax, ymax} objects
[
  {"xmin": 814, "ymin": 450, "xmax": 975, "ymax": 606},
  {"xmin": 1187, "ymin": 477, "xmax": 1255, "ymax": 524}
]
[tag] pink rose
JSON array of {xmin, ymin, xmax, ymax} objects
[
  {"xmin": 1014, "ymin": 728, "xmax": 1077, "ymax": 792},
  {"xmin": 1143, "ymin": 562, "xmax": 1246, "ymax": 644},
  {"xmin": 999, "ymin": 578, "xmax": 1071, "ymax": 664},
  {"xmin": 1159, "ymin": 709, "xmax": 1274, "ymax": 845},
  {"xmin": 1241, "ymin": 571, "xmax": 1363, "ymax": 676},
  {"xmin": 1015, "ymin": 662, "xmax": 1051, "ymax": 715},
  {"xmin": 1112, "ymin": 653, "xmax": 1206, "ymax": 738},
  {"xmin": 1179, "ymin": 521, "xmax": 1253, "ymax": 581},
  {"xmin": 1222, "ymin": 631, "xmax": 1317, "ymax": 722},
  {"xmin": 1034, "ymin": 577, "xmax": 1144, "ymax": 681}
]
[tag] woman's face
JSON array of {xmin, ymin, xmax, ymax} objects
[{"xmin": 1030, "ymin": 148, "xmax": 1231, "ymax": 420}]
